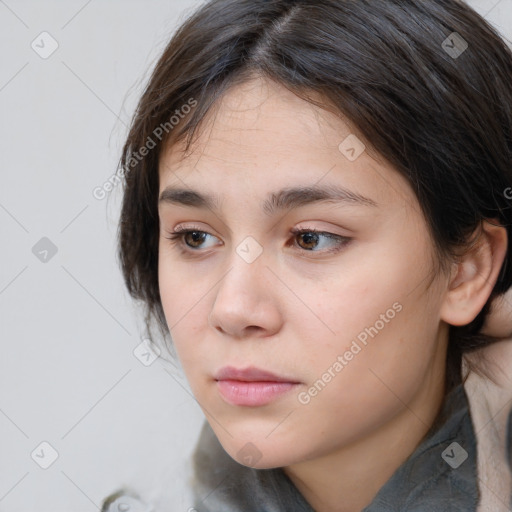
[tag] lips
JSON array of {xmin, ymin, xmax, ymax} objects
[
  {"xmin": 214, "ymin": 365, "xmax": 300, "ymax": 383},
  {"xmin": 214, "ymin": 366, "xmax": 301, "ymax": 407}
]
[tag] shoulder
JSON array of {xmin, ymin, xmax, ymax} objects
[{"xmin": 101, "ymin": 489, "xmax": 155, "ymax": 512}]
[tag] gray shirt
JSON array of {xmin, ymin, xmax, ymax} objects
[{"xmin": 102, "ymin": 383, "xmax": 481, "ymax": 512}]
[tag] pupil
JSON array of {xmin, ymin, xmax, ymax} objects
[
  {"xmin": 188, "ymin": 231, "xmax": 205, "ymax": 246},
  {"xmin": 301, "ymin": 232, "xmax": 318, "ymax": 249}
]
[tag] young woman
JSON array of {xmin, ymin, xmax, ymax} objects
[{"xmin": 102, "ymin": 0, "xmax": 512, "ymax": 510}]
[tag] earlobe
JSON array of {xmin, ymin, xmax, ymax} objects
[{"xmin": 440, "ymin": 220, "xmax": 508, "ymax": 327}]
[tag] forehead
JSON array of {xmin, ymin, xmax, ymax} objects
[{"xmin": 158, "ymin": 77, "xmax": 416, "ymax": 213}]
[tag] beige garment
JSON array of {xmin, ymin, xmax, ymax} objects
[{"xmin": 465, "ymin": 340, "xmax": 512, "ymax": 512}]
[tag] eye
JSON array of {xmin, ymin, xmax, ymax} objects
[
  {"xmin": 164, "ymin": 226, "xmax": 351, "ymax": 256},
  {"xmin": 164, "ymin": 225, "xmax": 220, "ymax": 251},
  {"xmin": 289, "ymin": 227, "xmax": 351, "ymax": 254}
]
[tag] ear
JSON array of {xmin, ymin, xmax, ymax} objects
[{"xmin": 440, "ymin": 219, "xmax": 508, "ymax": 327}]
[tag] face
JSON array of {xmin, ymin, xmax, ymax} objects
[{"xmin": 157, "ymin": 77, "xmax": 450, "ymax": 469}]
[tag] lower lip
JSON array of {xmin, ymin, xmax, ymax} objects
[{"xmin": 216, "ymin": 379, "xmax": 299, "ymax": 406}]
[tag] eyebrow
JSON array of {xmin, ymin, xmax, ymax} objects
[{"xmin": 158, "ymin": 183, "xmax": 378, "ymax": 215}]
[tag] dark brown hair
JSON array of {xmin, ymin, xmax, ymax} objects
[{"xmin": 115, "ymin": 0, "xmax": 512, "ymax": 394}]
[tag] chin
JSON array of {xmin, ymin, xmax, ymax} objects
[
  {"xmin": 231, "ymin": 451, "xmax": 292, "ymax": 470},
  {"xmin": 205, "ymin": 409, "xmax": 309, "ymax": 469},
  {"xmin": 218, "ymin": 436, "xmax": 301, "ymax": 470}
]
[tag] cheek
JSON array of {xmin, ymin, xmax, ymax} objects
[
  {"xmin": 293, "ymin": 308, "xmax": 437, "ymax": 449},
  {"xmin": 157, "ymin": 257, "xmax": 205, "ymax": 361},
  {"xmin": 302, "ymin": 255, "xmax": 440, "ymax": 385},
  {"xmin": 158, "ymin": 249, "xmax": 206, "ymax": 324},
  {"xmin": 322, "ymin": 231, "xmax": 438, "ymax": 336},
  {"xmin": 309, "ymin": 274, "xmax": 402, "ymax": 346}
]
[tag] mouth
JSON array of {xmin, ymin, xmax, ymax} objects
[{"xmin": 214, "ymin": 366, "xmax": 301, "ymax": 407}]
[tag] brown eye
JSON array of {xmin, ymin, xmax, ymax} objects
[
  {"xmin": 183, "ymin": 231, "xmax": 207, "ymax": 248},
  {"xmin": 164, "ymin": 227, "xmax": 218, "ymax": 252},
  {"xmin": 290, "ymin": 228, "xmax": 351, "ymax": 255},
  {"xmin": 296, "ymin": 231, "xmax": 321, "ymax": 250}
]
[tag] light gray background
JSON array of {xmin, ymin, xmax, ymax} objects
[{"xmin": 1, "ymin": 1, "xmax": 511, "ymax": 511}]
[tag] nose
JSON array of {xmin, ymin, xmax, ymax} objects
[{"xmin": 208, "ymin": 249, "xmax": 283, "ymax": 339}]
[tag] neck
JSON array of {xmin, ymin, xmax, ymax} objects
[{"xmin": 283, "ymin": 370, "xmax": 446, "ymax": 512}]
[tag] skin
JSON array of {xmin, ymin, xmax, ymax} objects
[{"xmin": 157, "ymin": 76, "xmax": 508, "ymax": 512}]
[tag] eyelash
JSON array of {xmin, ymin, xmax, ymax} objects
[{"xmin": 164, "ymin": 225, "xmax": 351, "ymax": 256}]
